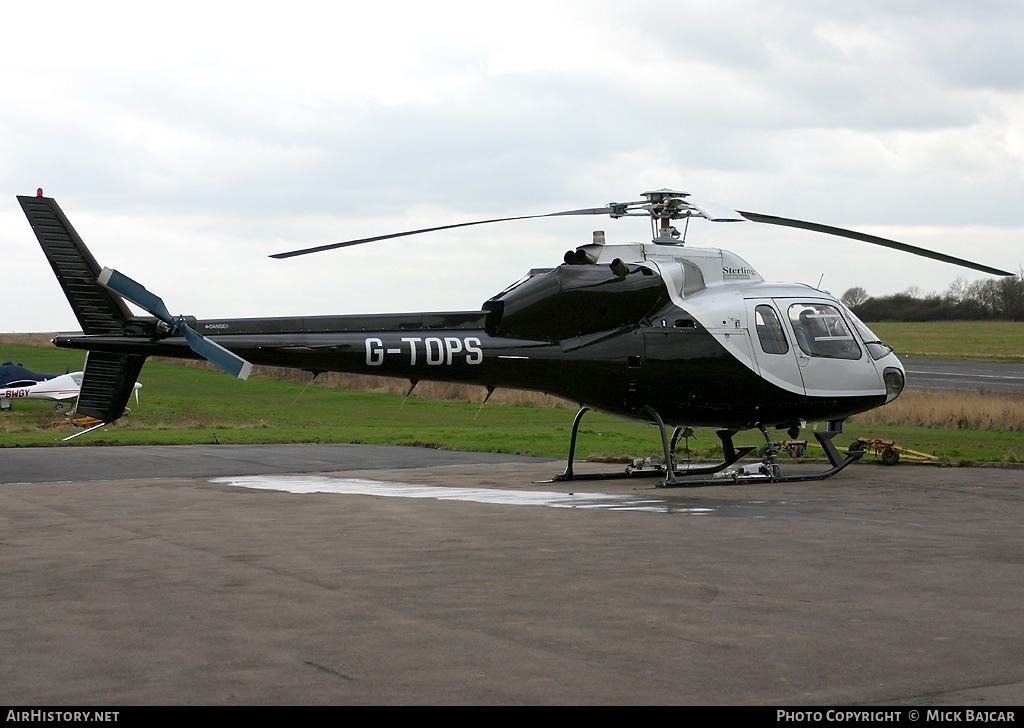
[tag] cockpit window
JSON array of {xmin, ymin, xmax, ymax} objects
[
  {"xmin": 788, "ymin": 303, "xmax": 861, "ymax": 360},
  {"xmin": 842, "ymin": 305, "xmax": 894, "ymax": 361},
  {"xmin": 754, "ymin": 305, "xmax": 789, "ymax": 354}
]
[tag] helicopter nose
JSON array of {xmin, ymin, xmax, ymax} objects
[{"xmin": 883, "ymin": 365, "xmax": 905, "ymax": 403}]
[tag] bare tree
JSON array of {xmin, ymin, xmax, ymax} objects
[
  {"xmin": 841, "ymin": 286, "xmax": 869, "ymax": 308},
  {"xmin": 998, "ymin": 269, "xmax": 1024, "ymax": 320},
  {"xmin": 965, "ymin": 279, "xmax": 1001, "ymax": 316},
  {"xmin": 945, "ymin": 277, "xmax": 968, "ymax": 304}
]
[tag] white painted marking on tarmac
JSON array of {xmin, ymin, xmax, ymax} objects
[
  {"xmin": 210, "ymin": 475, "xmax": 715, "ymax": 514},
  {"xmin": 906, "ymin": 369, "xmax": 1024, "ymax": 381}
]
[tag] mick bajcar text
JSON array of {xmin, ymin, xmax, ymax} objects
[{"xmin": 777, "ymin": 711, "xmax": 1014, "ymax": 723}]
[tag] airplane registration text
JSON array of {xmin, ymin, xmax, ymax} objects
[{"xmin": 365, "ymin": 336, "xmax": 484, "ymax": 367}]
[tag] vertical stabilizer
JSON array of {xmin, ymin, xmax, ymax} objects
[
  {"xmin": 20, "ymin": 193, "xmax": 145, "ymax": 424},
  {"xmin": 74, "ymin": 351, "xmax": 146, "ymax": 423},
  {"xmin": 18, "ymin": 193, "xmax": 133, "ymax": 335}
]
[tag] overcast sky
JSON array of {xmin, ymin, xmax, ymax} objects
[{"xmin": 3, "ymin": 0, "xmax": 1022, "ymax": 333}]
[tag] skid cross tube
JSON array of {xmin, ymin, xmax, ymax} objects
[
  {"xmin": 655, "ymin": 429, "xmax": 865, "ymax": 487},
  {"xmin": 552, "ymin": 407, "xmax": 755, "ymax": 484},
  {"xmin": 552, "ymin": 408, "xmax": 863, "ymax": 487}
]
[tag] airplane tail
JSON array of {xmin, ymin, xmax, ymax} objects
[{"xmin": 19, "ymin": 191, "xmax": 144, "ymax": 423}]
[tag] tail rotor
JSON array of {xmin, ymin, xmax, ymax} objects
[{"xmin": 98, "ymin": 268, "xmax": 253, "ymax": 380}]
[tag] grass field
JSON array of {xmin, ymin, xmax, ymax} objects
[
  {"xmin": 869, "ymin": 321, "xmax": 1024, "ymax": 361},
  {"xmin": 2, "ymin": 332, "xmax": 1022, "ymax": 465}
]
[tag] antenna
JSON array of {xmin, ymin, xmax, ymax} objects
[
  {"xmin": 475, "ymin": 386, "xmax": 495, "ymax": 420},
  {"xmin": 399, "ymin": 379, "xmax": 419, "ymax": 410},
  {"xmin": 293, "ymin": 371, "xmax": 319, "ymax": 404}
]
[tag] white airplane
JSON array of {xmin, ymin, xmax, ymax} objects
[{"xmin": 1, "ymin": 369, "xmax": 141, "ymax": 413}]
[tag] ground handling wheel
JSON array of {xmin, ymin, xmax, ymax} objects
[{"xmin": 881, "ymin": 446, "xmax": 900, "ymax": 466}]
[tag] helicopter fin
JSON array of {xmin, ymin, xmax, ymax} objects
[
  {"xmin": 73, "ymin": 351, "xmax": 147, "ymax": 423},
  {"xmin": 18, "ymin": 192, "xmax": 136, "ymax": 334},
  {"xmin": 19, "ymin": 192, "xmax": 149, "ymax": 425}
]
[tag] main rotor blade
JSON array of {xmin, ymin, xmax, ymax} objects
[
  {"xmin": 738, "ymin": 211, "xmax": 1015, "ymax": 277},
  {"xmin": 686, "ymin": 198, "xmax": 746, "ymax": 222},
  {"xmin": 98, "ymin": 267, "xmax": 174, "ymax": 322},
  {"xmin": 269, "ymin": 207, "xmax": 621, "ymax": 259}
]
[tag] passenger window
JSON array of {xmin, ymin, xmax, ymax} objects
[
  {"xmin": 788, "ymin": 303, "xmax": 861, "ymax": 360},
  {"xmin": 754, "ymin": 305, "xmax": 788, "ymax": 354}
]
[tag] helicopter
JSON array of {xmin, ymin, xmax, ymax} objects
[{"xmin": 18, "ymin": 188, "xmax": 1013, "ymax": 485}]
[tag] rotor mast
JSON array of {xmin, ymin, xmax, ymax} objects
[
  {"xmin": 641, "ymin": 188, "xmax": 745, "ymax": 245},
  {"xmin": 642, "ymin": 189, "xmax": 689, "ymax": 244}
]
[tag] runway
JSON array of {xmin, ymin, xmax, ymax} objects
[
  {"xmin": 2, "ymin": 444, "xmax": 1023, "ymax": 705},
  {"xmin": 902, "ymin": 357, "xmax": 1024, "ymax": 393}
]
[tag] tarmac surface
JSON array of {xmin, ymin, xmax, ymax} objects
[
  {"xmin": 2, "ymin": 444, "xmax": 1023, "ymax": 706},
  {"xmin": 902, "ymin": 357, "xmax": 1024, "ymax": 393}
]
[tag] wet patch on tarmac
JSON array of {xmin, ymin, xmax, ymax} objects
[{"xmin": 210, "ymin": 474, "xmax": 720, "ymax": 514}]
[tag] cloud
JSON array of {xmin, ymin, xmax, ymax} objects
[{"xmin": 2, "ymin": 0, "xmax": 1022, "ymax": 332}]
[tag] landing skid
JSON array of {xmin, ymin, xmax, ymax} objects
[
  {"xmin": 660, "ymin": 427, "xmax": 864, "ymax": 487},
  {"xmin": 551, "ymin": 407, "xmax": 754, "ymax": 484},
  {"xmin": 550, "ymin": 407, "xmax": 862, "ymax": 487}
]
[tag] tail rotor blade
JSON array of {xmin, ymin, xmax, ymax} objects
[
  {"xmin": 99, "ymin": 267, "xmax": 252, "ymax": 379},
  {"xmin": 98, "ymin": 267, "xmax": 175, "ymax": 321},
  {"xmin": 181, "ymin": 327, "xmax": 253, "ymax": 380}
]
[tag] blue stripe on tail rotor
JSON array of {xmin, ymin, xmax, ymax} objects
[
  {"xmin": 98, "ymin": 268, "xmax": 174, "ymax": 323},
  {"xmin": 181, "ymin": 327, "xmax": 253, "ymax": 380},
  {"xmin": 98, "ymin": 267, "xmax": 253, "ymax": 380}
]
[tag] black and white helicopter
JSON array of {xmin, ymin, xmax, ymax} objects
[{"xmin": 19, "ymin": 188, "xmax": 1012, "ymax": 484}]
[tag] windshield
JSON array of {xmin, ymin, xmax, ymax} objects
[
  {"xmin": 788, "ymin": 303, "xmax": 861, "ymax": 360},
  {"xmin": 841, "ymin": 304, "xmax": 894, "ymax": 361}
]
